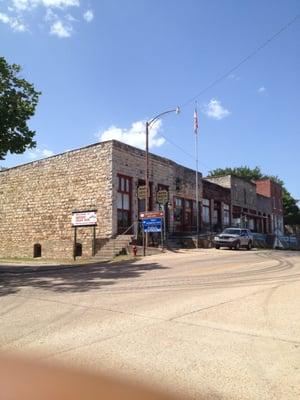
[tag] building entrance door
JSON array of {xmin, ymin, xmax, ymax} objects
[
  {"xmin": 183, "ymin": 199, "xmax": 193, "ymax": 232},
  {"xmin": 173, "ymin": 197, "xmax": 184, "ymax": 233}
]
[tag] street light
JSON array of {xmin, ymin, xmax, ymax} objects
[{"xmin": 144, "ymin": 107, "xmax": 180, "ymax": 255}]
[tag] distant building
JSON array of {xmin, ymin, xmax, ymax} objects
[
  {"xmin": 202, "ymin": 179, "xmax": 231, "ymax": 232},
  {"xmin": 255, "ymin": 179, "xmax": 284, "ymax": 235},
  {"xmin": 205, "ymin": 175, "xmax": 282, "ymax": 234}
]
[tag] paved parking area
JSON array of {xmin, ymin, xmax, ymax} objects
[{"xmin": 0, "ymin": 249, "xmax": 299, "ymax": 399}]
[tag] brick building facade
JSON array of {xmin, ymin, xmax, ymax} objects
[{"xmin": 255, "ymin": 179, "xmax": 284, "ymax": 235}]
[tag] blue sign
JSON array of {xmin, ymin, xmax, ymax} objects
[{"xmin": 142, "ymin": 217, "xmax": 162, "ymax": 233}]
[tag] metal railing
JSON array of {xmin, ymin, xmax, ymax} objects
[{"xmin": 119, "ymin": 221, "xmax": 138, "ymax": 237}]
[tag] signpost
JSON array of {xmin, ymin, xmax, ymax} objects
[
  {"xmin": 156, "ymin": 191, "xmax": 168, "ymax": 242},
  {"xmin": 140, "ymin": 211, "xmax": 164, "ymax": 255},
  {"xmin": 72, "ymin": 210, "xmax": 97, "ymax": 260}
]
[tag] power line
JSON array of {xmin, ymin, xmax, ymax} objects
[
  {"xmin": 156, "ymin": 14, "xmax": 299, "ymax": 171},
  {"xmin": 161, "ymin": 133, "xmax": 194, "ymax": 159},
  {"xmin": 160, "ymin": 133, "xmax": 212, "ymax": 170},
  {"xmin": 180, "ymin": 13, "xmax": 300, "ymax": 108}
]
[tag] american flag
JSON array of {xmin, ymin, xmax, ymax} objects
[{"xmin": 194, "ymin": 108, "xmax": 198, "ymax": 134}]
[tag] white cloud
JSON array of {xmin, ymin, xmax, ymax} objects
[
  {"xmin": 258, "ymin": 86, "xmax": 266, "ymax": 94},
  {"xmin": 83, "ymin": 9, "xmax": 93, "ymax": 22},
  {"xmin": 96, "ymin": 120, "xmax": 165, "ymax": 150},
  {"xmin": 44, "ymin": 8, "xmax": 57, "ymax": 21},
  {"xmin": 0, "ymin": 0, "xmax": 80, "ymax": 36},
  {"xmin": 27, "ymin": 148, "xmax": 54, "ymax": 160},
  {"xmin": 11, "ymin": 0, "xmax": 79, "ymax": 11},
  {"xmin": 0, "ymin": 12, "xmax": 10, "ymax": 23},
  {"xmin": 0, "ymin": 11, "xmax": 27, "ymax": 31},
  {"xmin": 203, "ymin": 98, "xmax": 230, "ymax": 120},
  {"xmin": 50, "ymin": 19, "xmax": 72, "ymax": 37},
  {"xmin": 65, "ymin": 13, "xmax": 76, "ymax": 22}
]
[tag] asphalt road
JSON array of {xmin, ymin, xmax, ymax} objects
[{"xmin": 0, "ymin": 249, "xmax": 299, "ymax": 400}]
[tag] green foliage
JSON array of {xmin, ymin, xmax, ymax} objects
[
  {"xmin": 208, "ymin": 166, "xmax": 300, "ymax": 226},
  {"xmin": 208, "ymin": 166, "xmax": 264, "ymax": 182},
  {"xmin": 0, "ymin": 57, "xmax": 41, "ymax": 160}
]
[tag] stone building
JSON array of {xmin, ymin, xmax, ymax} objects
[
  {"xmin": 0, "ymin": 140, "xmax": 202, "ymax": 259},
  {"xmin": 205, "ymin": 175, "xmax": 280, "ymax": 234}
]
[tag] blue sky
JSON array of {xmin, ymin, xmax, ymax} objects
[{"xmin": 1, "ymin": 0, "xmax": 299, "ymax": 199}]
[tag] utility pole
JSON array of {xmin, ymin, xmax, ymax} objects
[
  {"xmin": 143, "ymin": 107, "xmax": 180, "ymax": 256},
  {"xmin": 144, "ymin": 121, "xmax": 149, "ymax": 256},
  {"xmin": 194, "ymin": 104, "xmax": 199, "ymax": 248}
]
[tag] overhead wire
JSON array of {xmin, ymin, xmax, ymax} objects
[
  {"xmin": 180, "ymin": 13, "xmax": 300, "ymax": 109},
  {"xmin": 160, "ymin": 13, "xmax": 300, "ymax": 165}
]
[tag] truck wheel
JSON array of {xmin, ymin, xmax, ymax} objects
[
  {"xmin": 215, "ymin": 245, "xmax": 220, "ymax": 249},
  {"xmin": 235, "ymin": 241, "xmax": 240, "ymax": 250},
  {"xmin": 247, "ymin": 241, "xmax": 252, "ymax": 251}
]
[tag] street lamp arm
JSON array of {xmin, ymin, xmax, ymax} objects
[
  {"xmin": 148, "ymin": 107, "xmax": 180, "ymax": 127},
  {"xmin": 143, "ymin": 105, "xmax": 180, "ymax": 256}
]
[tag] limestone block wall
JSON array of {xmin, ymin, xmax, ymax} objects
[
  {"xmin": 0, "ymin": 142, "xmax": 113, "ymax": 259},
  {"xmin": 111, "ymin": 141, "xmax": 202, "ymax": 235}
]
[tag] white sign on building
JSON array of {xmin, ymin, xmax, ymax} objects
[{"xmin": 72, "ymin": 211, "xmax": 97, "ymax": 226}]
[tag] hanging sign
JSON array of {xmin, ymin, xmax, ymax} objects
[
  {"xmin": 156, "ymin": 190, "xmax": 168, "ymax": 204},
  {"xmin": 72, "ymin": 211, "xmax": 97, "ymax": 226},
  {"xmin": 137, "ymin": 185, "xmax": 151, "ymax": 200}
]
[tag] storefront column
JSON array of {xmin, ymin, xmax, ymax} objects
[
  {"xmin": 210, "ymin": 199, "xmax": 214, "ymax": 232},
  {"xmin": 220, "ymin": 202, "xmax": 224, "ymax": 230}
]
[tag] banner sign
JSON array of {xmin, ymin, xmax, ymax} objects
[
  {"xmin": 72, "ymin": 211, "xmax": 97, "ymax": 227},
  {"xmin": 142, "ymin": 217, "xmax": 162, "ymax": 233}
]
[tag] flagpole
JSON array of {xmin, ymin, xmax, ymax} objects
[{"xmin": 194, "ymin": 102, "xmax": 200, "ymax": 248}]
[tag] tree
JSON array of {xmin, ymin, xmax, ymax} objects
[
  {"xmin": 208, "ymin": 166, "xmax": 300, "ymax": 226},
  {"xmin": 0, "ymin": 57, "xmax": 40, "ymax": 160}
]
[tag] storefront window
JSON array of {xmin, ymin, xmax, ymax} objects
[
  {"xmin": 117, "ymin": 174, "xmax": 132, "ymax": 233},
  {"xmin": 223, "ymin": 204, "xmax": 230, "ymax": 226},
  {"xmin": 248, "ymin": 218, "xmax": 254, "ymax": 230},
  {"xmin": 202, "ymin": 199, "xmax": 210, "ymax": 224},
  {"xmin": 174, "ymin": 197, "xmax": 183, "ymax": 222}
]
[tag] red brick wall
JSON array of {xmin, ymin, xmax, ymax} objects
[
  {"xmin": 256, "ymin": 180, "xmax": 271, "ymax": 197},
  {"xmin": 255, "ymin": 179, "xmax": 283, "ymax": 214}
]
